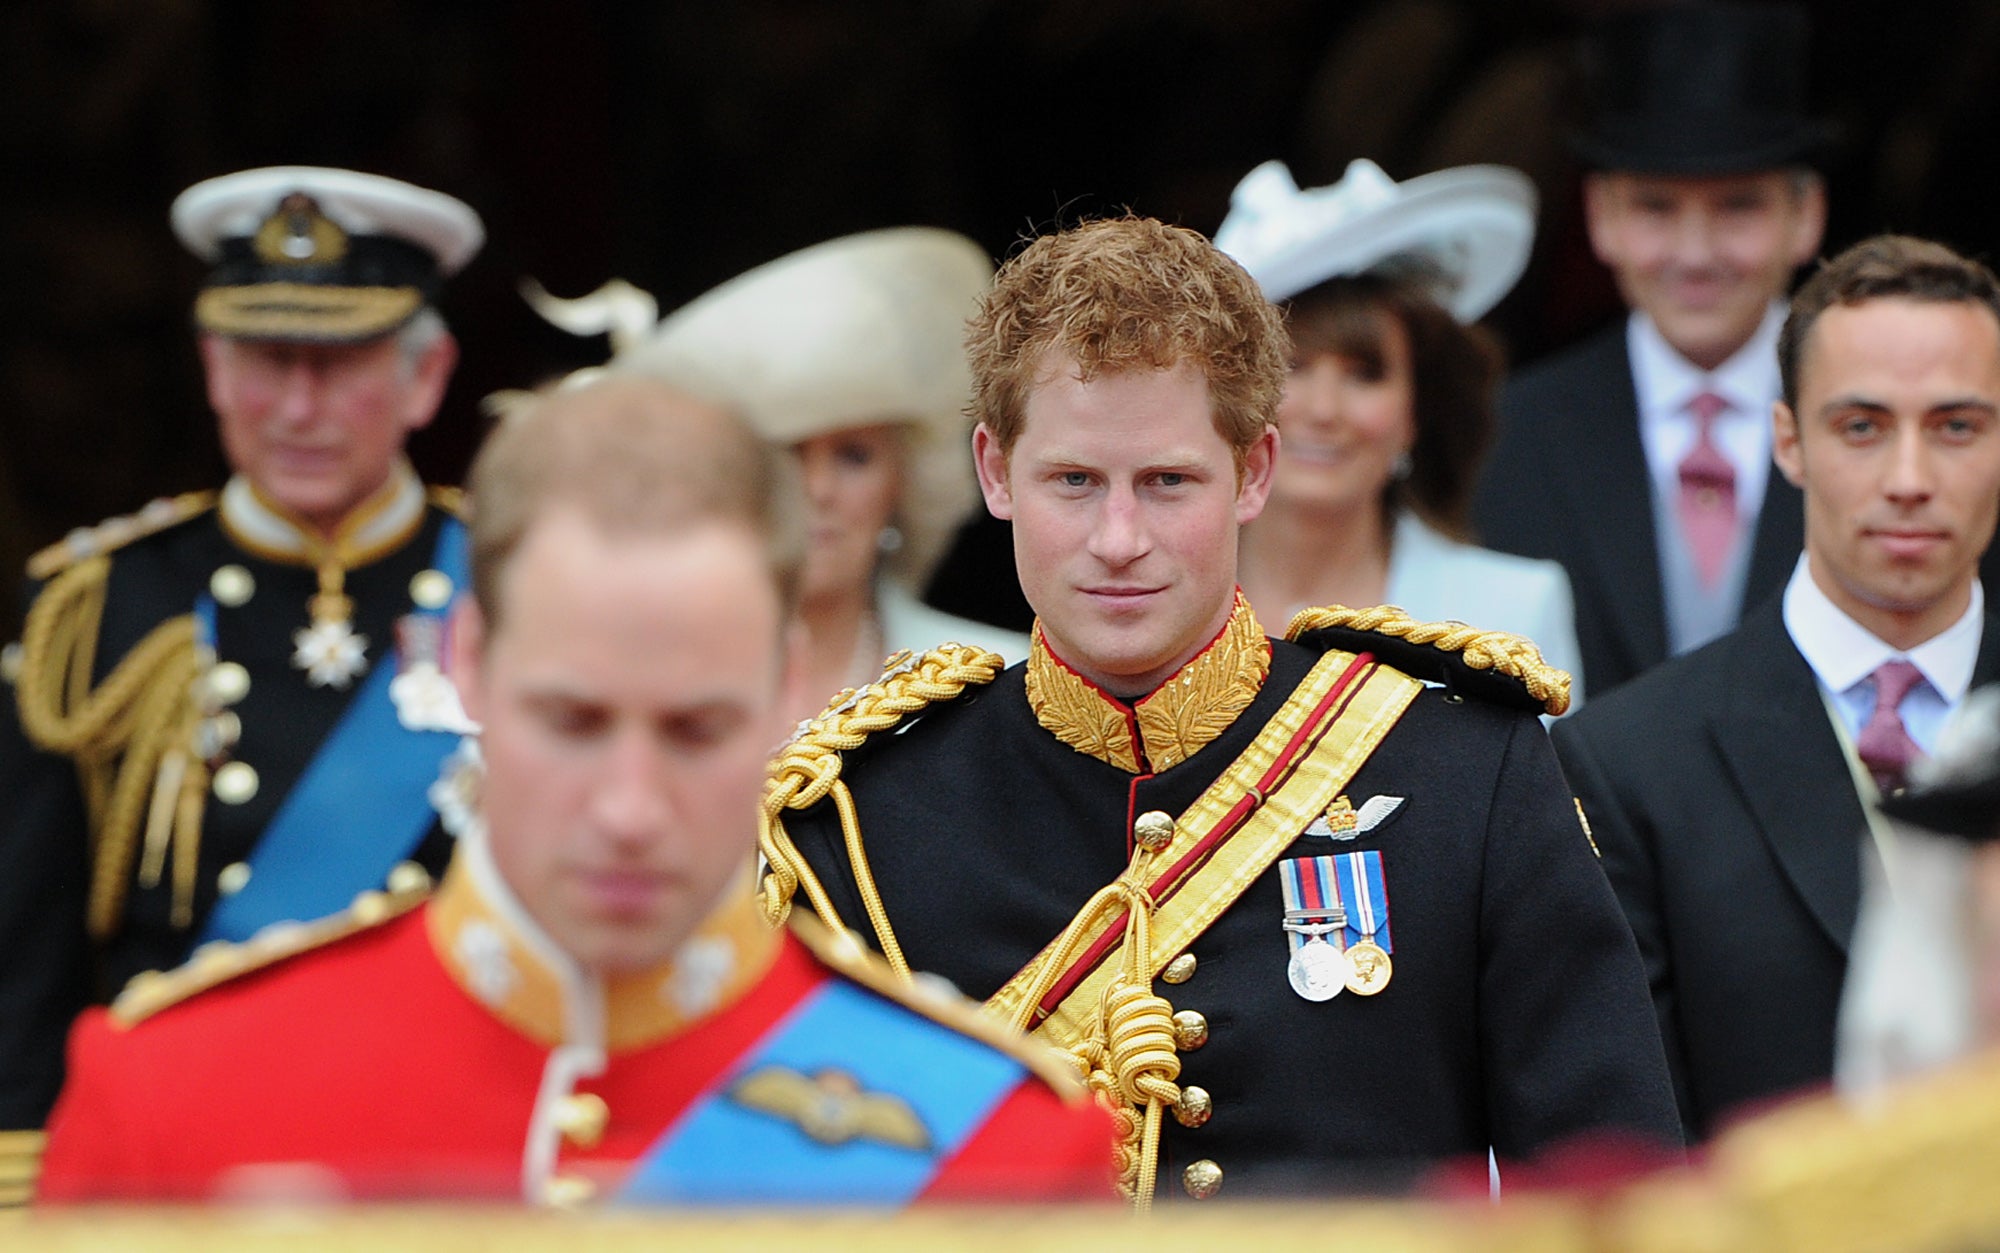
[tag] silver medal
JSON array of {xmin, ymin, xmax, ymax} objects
[{"xmin": 1287, "ymin": 937, "xmax": 1349, "ymax": 1001}]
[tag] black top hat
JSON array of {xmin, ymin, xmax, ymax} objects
[{"xmin": 1572, "ymin": 2, "xmax": 1835, "ymax": 175}]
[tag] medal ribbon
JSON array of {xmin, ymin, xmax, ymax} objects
[
  {"xmin": 1334, "ymin": 849, "xmax": 1392, "ymax": 952},
  {"xmin": 1278, "ymin": 855, "xmax": 1345, "ymax": 957}
]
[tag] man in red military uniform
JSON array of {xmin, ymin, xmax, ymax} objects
[{"xmin": 37, "ymin": 376, "xmax": 1114, "ymax": 1206}]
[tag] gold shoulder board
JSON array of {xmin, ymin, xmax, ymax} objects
[
  {"xmin": 26, "ymin": 492, "xmax": 217, "ymax": 582},
  {"xmin": 1285, "ymin": 602, "xmax": 1572, "ymax": 717},
  {"xmin": 110, "ymin": 879, "xmax": 430, "ymax": 1028}
]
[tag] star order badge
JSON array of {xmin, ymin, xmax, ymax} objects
[{"xmin": 292, "ymin": 617, "xmax": 369, "ymax": 689}]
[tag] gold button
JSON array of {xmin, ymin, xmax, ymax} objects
[
  {"xmin": 556, "ymin": 1092, "xmax": 609, "ymax": 1149},
  {"xmin": 1174, "ymin": 1085, "xmax": 1212, "ymax": 1128},
  {"xmin": 209, "ymin": 564, "xmax": 256, "ymax": 607},
  {"xmin": 543, "ymin": 1173, "xmax": 597, "ymax": 1208},
  {"xmin": 409, "ymin": 569, "xmax": 455, "ymax": 610},
  {"xmin": 386, "ymin": 861, "xmax": 432, "ymax": 895},
  {"xmin": 1133, "ymin": 810, "xmax": 1176, "ymax": 851},
  {"xmin": 1172, "ymin": 1009, "xmax": 1209, "ymax": 1051},
  {"xmin": 207, "ymin": 661, "xmax": 251, "ymax": 707},
  {"xmin": 194, "ymin": 711, "xmax": 242, "ymax": 761},
  {"xmin": 1162, "ymin": 953, "xmax": 1197, "ymax": 985},
  {"xmin": 349, "ymin": 890, "xmax": 391, "ymax": 926},
  {"xmin": 216, "ymin": 862, "xmax": 252, "ymax": 896},
  {"xmin": 212, "ymin": 760, "xmax": 259, "ymax": 804},
  {"xmin": 1182, "ymin": 1158, "xmax": 1222, "ymax": 1199}
]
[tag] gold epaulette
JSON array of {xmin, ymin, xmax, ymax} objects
[
  {"xmin": 110, "ymin": 878, "xmax": 432, "ymax": 1029},
  {"xmin": 757, "ymin": 644, "xmax": 1006, "ymax": 971},
  {"xmin": 1285, "ymin": 603, "xmax": 1573, "ymax": 717},
  {"xmin": 425, "ymin": 484, "xmax": 467, "ymax": 518},
  {"xmin": 26, "ymin": 492, "xmax": 217, "ymax": 582},
  {"xmin": 787, "ymin": 911, "xmax": 1085, "ymax": 1102}
]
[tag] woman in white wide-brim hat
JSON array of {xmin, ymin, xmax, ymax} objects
[
  {"xmin": 528, "ymin": 228, "xmax": 1026, "ymax": 722},
  {"xmin": 1216, "ymin": 158, "xmax": 1585, "ymax": 708}
]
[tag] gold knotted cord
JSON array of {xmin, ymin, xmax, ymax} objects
[
  {"xmin": 1284, "ymin": 602, "xmax": 1573, "ymax": 717},
  {"xmin": 14, "ymin": 556, "xmax": 209, "ymax": 936},
  {"xmin": 758, "ymin": 644, "xmax": 1008, "ymax": 975},
  {"xmin": 1000, "ymin": 837, "xmax": 1184, "ymax": 1210}
]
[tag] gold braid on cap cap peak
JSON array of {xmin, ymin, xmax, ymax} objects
[
  {"xmin": 758, "ymin": 643, "xmax": 1006, "ymax": 977},
  {"xmin": 1283, "ymin": 603, "xmax": 1573, "ymax": 717}
]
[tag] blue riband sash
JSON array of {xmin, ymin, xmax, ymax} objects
[
  {"xmin": 197, "ymin": 517, "xmax": 467, "ymax": 944},
  {"xmin": 618, "ymin": 978, "xmax": 1025, "ymax": 1206}
]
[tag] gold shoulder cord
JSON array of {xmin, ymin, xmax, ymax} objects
[
  {"xmin": 14, "ymin": 557, "xmax": 207, "ymax": 937},
  {"xmin": 1284, "ymin": 602, "xmax": 1573, "ymax": 717},
  {"xmin": 757, "ymin": 644, "xmax": 1006, "ymax": 975}
]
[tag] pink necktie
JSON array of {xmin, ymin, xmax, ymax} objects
[
  {"xmin": 1677, "ymin": 391, "xmax": 1738, "ymax": 587},
  {"xmin": 1856, "ymin": 659, "xmax": 1925, "ymax": 795}
]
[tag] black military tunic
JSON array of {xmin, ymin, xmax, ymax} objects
[
  {"xmin": 0, "ymin": 491, "xmax": 460, "ymax": 1130},
  {"xmin": 777, "ymin": 611, "xmax": 1681, "ymax": 1198}
]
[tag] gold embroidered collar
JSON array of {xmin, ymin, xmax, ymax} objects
[
  {"xmin": 427, "ymin": 826, "xmax": 780, "ymax": 1053},
  {"xmin": 218, "ymin": 459, "xmax": 426, "ymax": 570},
  {"xmin": 1025, "ymin": 590, "xmax": 1270, "ymax": 773}
]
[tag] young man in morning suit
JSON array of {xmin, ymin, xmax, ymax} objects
[
  {"xmin": 36, "ymin": 376, "xmax": 1114, "ymax": 1205},
  {"xmin": 0, "ymin": 168, "xmax": 483, "ymax": 1197},
  {"xmin": 1473, "ymin": 3, "xmax": 1829, "ymax": 697},
  {"xmin": 762, "ymin": 215, "xmax": 1680, "ymax": 1208},
  {"xmin": 1553, "ymin": 236, "xmax": 2000, "ymax": 1142}
]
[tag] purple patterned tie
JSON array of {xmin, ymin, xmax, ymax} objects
[
  {"xmin": 1856, "ymin": 660, "xmax": 1925, "ymax": 795},
  {"xmin": 1677, "ymin": 391, "xmax": 1738, "ymax": 587}
]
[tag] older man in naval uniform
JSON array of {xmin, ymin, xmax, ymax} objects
[
  {"xmin": 762, "ymin": 215, "xmax": 1679, "ymax": 1206},
  {"xmin": 0, "ymin": 167, "xmax": 482, "ymax": 1193},
  {"xmin": 36, "ymin": 376, "xmax": 1114, "ymax": 1206}
]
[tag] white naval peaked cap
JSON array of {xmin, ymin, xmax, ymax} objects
[{"xmin": 171, "ymin": 166, "xmax": 484, "ymax": 274}]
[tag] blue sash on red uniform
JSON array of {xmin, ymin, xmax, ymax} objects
[
  {"xmin": 196, "ymin": 518, "xmax": 467, "ymax": 945},
  {"xmin": 617, "ymin": 977, "xmax": 1026, "ymax": 1206}
]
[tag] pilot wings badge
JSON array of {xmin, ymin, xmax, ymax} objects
[{"xmin": 728, "ymin": 1066, "xmax": 933, "ymax": 1152}]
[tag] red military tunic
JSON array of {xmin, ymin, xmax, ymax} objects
[{"xmin": 38, "ymin": 834, "xmax": 1114, "ymax": 1205}]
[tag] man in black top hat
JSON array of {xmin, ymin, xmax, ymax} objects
[
  {"xmin": 1474, "ymin": 2, "xmax": 1829, "ymax": 698},
  {"xmin": 0, "ymin": 167, "xmax": 482, "ymax": 1193}
]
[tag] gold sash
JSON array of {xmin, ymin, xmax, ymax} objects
[{"xmin": 985, "ymin": 649, "xmax": 1422, "ymax": 1046}]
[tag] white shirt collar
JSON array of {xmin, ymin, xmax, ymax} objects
[
  {"xmin": 218, "ymin": 459, "xmax": 425, "ymax": 564},
  {"xmin": 1628, "ymin": 302, "xmax": 1786, "ymax": 422},
  {"xmin": 1782, "ymin": 554, "xmax": 1984, "ymax": 703},
  {"xmin": 1627, "ymin": 305, "xmax": 1785, "ymax": 524}
]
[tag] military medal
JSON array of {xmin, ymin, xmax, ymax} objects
[
  {"xmin": 292, "ymin": 559, "xmax": 368, "ymax": 689},
  {"xmin": 1333, "ymin": 849, "xmax": 1395, "ymax": 995},
  {"xmin": 1288, "ymin": 933, "xmax": 1349, "ymax": 1002},
  {"xmin": 389, "ymin": 615, "xmax": 472, "ymax": 733},
  {"xmin": 293, "ymin": 583, "xmax": 368, "ymax": 689},
  {"xmin": 1279, "ymin": 856, "xmax": 1350, "ymax": 1001}
]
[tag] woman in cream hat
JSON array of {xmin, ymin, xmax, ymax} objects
[
  {"xmin": 528, "ymin": 229, "xmax": 1027, "ymax": 721},
  {"xmin": 1216, "ymin": 159, "xmax": 1585, "ymax": 707}
]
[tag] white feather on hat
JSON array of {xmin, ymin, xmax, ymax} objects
[{"xmin": 1215, "ymin": 159, "xmax": 1536, "ymax": 322}]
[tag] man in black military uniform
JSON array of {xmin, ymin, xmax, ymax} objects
[
  {"xmin": 0, "ymin": 167, "xmax": 483, "ymax": 1181},
  {"xmin": 761, "ymin": 215, "xmax": 1680, "ymax": 1206}
]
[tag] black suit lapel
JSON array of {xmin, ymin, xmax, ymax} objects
[
  {"xmin": 1743, "ymin": 475, "xmax": 1805, "ymax": 607},
  {"xmin": 1553, "ymin": 332, "xmax": 1669, "ymax": 673},
  {"xmin": 1706, "ymin": 598, "xmax": 1865, "ymax": 954},
  {"xmin": 1974, "ymin": 614, "xmax": 2000, "ymax": 686}
]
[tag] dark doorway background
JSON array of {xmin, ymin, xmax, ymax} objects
[{"xmin": 5, "ymin": 0, "xmax": 1997, "ymax": 634}]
